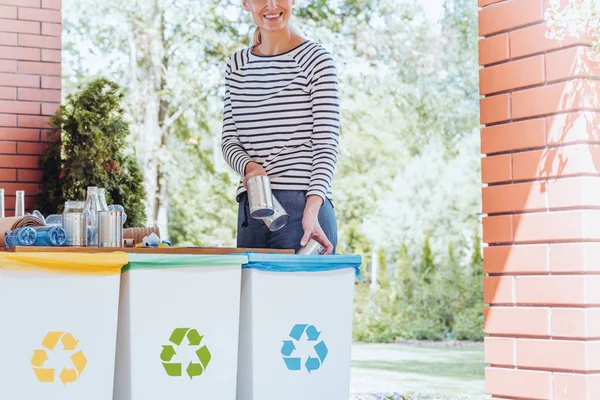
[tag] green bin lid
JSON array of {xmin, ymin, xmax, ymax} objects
[{"xmin": 123, "ymin": 254, "xmax": 248, "ymax": 273}]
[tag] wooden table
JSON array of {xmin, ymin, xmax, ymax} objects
[{"xmin": 6, "ymin": 246, "xmax": 294, "ymax": 254}]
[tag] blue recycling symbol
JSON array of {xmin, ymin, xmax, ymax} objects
[{"xmin": 281, "ymin": 324, "xmax": 328, "ymax": 373}]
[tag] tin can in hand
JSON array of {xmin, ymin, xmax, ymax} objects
[
  {"xmin": 262, "ymin": 196, "xmax": 289, "ymax": 232},
  {"xmin": 297, "ymin": 239, "xmax": 326, "ymax": 255},
  {"xmin": 246, "ymin": 175, "xmax": 274, "ymax": 219}
]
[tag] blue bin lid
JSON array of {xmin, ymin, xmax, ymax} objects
[{"xmin": 243, "ymin": 253, "xmax": 363, "ymax": 279}]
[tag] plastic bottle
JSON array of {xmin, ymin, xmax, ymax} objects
[
  {"xmin": 84, "ymin": 187, "xmax": 101, "ymax": 246},
  {"xmin": 108, "ymin": 204, "xmax": 127, "ymax": 224},
  {"xmin": 5, "ymin": 227, "xmax": 36, "ymax": 248},
  {"xmin": 32, "ymin": 226, "xmax": 67, "ymax": 247},
  {"xmin": 98, "ymin": 188, "xmax": 109, "ymax": 211}
]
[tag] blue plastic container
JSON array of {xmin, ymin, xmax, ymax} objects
[
  {"xmin": 32, "ymin": 226, "xmax": 67, "ymax": 246},
  {"xmin": 4, "ymin": 227, "xmax": 36, "ymax": 248}
]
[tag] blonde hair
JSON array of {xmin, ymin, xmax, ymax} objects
[{"xmin": 253, "ymin": 27, "xmax": 262, "ymax": 46}]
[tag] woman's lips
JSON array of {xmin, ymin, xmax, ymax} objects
[{"xmin": 263, "ymin": 12, "xmax": 283, "ymax": 21}]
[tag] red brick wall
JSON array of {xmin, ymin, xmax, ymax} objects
[
  {"xmin": 0, "ymin": 0, "xmax": 60, "ymax": 214},
  {"xmin": 479, "ymin": 0, "xmax": 600, "ymax": 398}
]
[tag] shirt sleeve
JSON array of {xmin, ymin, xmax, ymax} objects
[
  {"xmin": 306, "ymin": 50, "xmax": 340, "ymax": 201},
  {"xmin": 221, "ymin": 59, "xmax": 252, "ymax": 177}
]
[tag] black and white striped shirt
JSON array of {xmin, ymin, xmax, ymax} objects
[{"xmin": 221, "ymin": 40, "xmax": 340, "ymax": 201}]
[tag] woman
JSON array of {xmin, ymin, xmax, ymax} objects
[{"xmin": 221, "ymin": 0, "xmax": 340, "ymax": 254}]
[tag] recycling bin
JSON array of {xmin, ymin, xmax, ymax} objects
[
  {"xmin": 0, "ymin": 251, "xmax": 127, "ymax": 400},
  {"xmin": 113, "ymin": 254, "xmax": 247, "ymax": 400},
  {"xmin": 237, "ymin": 254, "xmax": 362, "ymax": 400}
]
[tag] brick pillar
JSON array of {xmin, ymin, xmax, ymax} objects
[
  {"xmin": 0, "ymin": 0, "xmax": 60, "ymax": 214},
  {"xmin": 479, "ymin": 0, "xmax": 600, "ymax": 399}
]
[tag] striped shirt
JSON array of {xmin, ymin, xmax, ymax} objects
[{"xmin": 221, "ymin": 40, "xmax": 340, "ymax": 201}]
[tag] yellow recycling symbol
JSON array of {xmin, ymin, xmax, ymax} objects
[{"xmin": 31, "ymin": 332, "xmax": 87, "ymax": 385}]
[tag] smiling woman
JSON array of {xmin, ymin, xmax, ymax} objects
[
  {"xmin": 221, "ymin": 0, "xmax": 341, "ymax": 254},
  {"xmin": 247, "ymin": 0, "xmax": 297, "ymax": 46}
]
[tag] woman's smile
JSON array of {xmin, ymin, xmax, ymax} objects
[{"xmin": 262, "ymin": 11, "xmax": 284, "ymax": 22}]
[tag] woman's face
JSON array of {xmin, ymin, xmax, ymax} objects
[{"xmin": 243, "ymin": 0, "xmax": 294, "ymax": 33}]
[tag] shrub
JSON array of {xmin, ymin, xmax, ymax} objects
[
  {"xmin": 353, "ymin": 232, "xmax": 484, "ymax": 342},
  {"xmin": 37, "ymin": 77, "xmax": 146, "ymax": 228}
]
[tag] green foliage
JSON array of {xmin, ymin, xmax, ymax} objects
[
  {"xmin": 418, "ymin": 233, "xmax": 435, "ymax": 284},
  {"xmin": 377, "ymin": 248, "xmax": 391, "ymax": 289},
  {"xmin": 353, "ymin": 233, "xmax": 484, "ymax": 342},
  {"xmin": 37, "ymin": 78, "xmax": 147, "ymax": 227}
]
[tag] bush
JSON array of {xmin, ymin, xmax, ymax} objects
[
  {"xmin": 353, "ymin": 232, "xmax": 484, "ymax": 342},
  {"xmin": 37, "ymin": 77, "xmax": 146, "ymax": 227}
]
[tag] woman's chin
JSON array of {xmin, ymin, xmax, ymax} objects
[{"xmin": 261, "ymin": 16, "xmax": 288, "ymax": 30}]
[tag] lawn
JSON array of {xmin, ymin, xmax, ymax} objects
[{"xmin": 350, "ymin": 343, "xmax": 485, "ymax": 400}]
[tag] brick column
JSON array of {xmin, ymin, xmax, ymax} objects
[
  {"xmin": 479, "ymin": 0, "xmax": 600, "ymax": 399},
  {"xmin": 0, "ymin": 0, "xmax": 60, "ymax": 214}
]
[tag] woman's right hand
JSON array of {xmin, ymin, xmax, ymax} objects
[{"xmin": 243, "ymin": 162, "xmax": 267, "ymax": 189}]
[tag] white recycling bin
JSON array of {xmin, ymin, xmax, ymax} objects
[
  {"xmin": 237, "ymin": 253, "xmax": 362, "ymax": 400},
  {"xmin": 0, "ymin": 251, "xmax": 127, "ymax": 400},
  {"xmin": 113, "ymin": 254, "xmax": 247, "ymax": 400}
]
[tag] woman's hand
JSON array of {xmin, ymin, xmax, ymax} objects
[
  {"xmin": 243, "ymin": 162, "xmax": 267, "ymax": 189},
  {"xmin": 301, "ymin": 195, "xmax": 334, "ymax": 255}
]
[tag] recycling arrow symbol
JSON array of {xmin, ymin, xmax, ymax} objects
[
  {"xmin": 160, "ymin": 328, "xmax": 211, "ymax": 379},
  {"xmin": 281, "ymin": 324, "xmax": 328, "ymax": 373},
  {"xmin": 31, "ymin": 332, "xmax": 87, "ymax": 385}
]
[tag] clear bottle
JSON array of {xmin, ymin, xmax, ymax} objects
[
  {"xmin": 15, "ymin": 190, "xmax": 25, "ymax": 217},
  {"xmin": 62, "ymin": 201, "xmax": 86, "ymax": 246},
  {"xmin": 108, "ymin": 204, "xmax": 127, "ymax": 224},
  {"xmin": 84, "ymin": 187, "xmax": 101, "ymax": 246},
  {"xmin": 98, "ymin": 188, "xmax": 109, "ymax": 211}
]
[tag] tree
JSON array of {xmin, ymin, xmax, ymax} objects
[
  {"xmin": 37, "ymin": 78, "xmax": 147, "ymax": 228},
  {"xmin": 419, "ymin": 233, "xmax": 435, "ymax": 284},
  {"xmin": 63, "ymin": 0, "xmax": 384, "ymax": 243},
  {"xmin": 377, "ymin": 248, "xmax": 391, "ymax": 289},
  {"xmin": 63, "ymin": 0, "xmax": 250, "ymax": 239},
  {"xmin": 395, "ymin": 243, "xmax": 415, "ymax": 301}
]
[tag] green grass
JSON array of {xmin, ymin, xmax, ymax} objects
[{"xmin": 350, "ymin": 343, "xmax": 485, "ymax": 399}]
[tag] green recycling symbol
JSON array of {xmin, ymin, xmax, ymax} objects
[{"xmin": 160, "ymin": 328, "xmax": 211, "ymax": 379}]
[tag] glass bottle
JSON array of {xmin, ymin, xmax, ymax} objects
[
  {"xmin": 98, "ymin": 188, "xmax": 109, "ymax": 211},
  {"xmin": 15, "ymin": 190, "xmax": 25, "ymax": 217},
  {"xmin": 84, "ymin": 187, "xmax": 101, "ymax": 246},
  {"xmin": 62, "ymin": 201, "xmax": 86, "ymax": 246}
]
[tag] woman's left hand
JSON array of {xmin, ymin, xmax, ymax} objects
[{"xmin": 301, "ymin": 195, "xmax": 334, "ymax": 255}]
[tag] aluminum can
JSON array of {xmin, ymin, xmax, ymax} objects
[
  {"xmin": 63, "ymin": 212, "xmax": 86, "ymax": 246},
  {"xmin": 262, "ymin": 196, "xmax": 289, "ymax": 231},
  {"xmin": 98, "ymin": 210, "xmax": 123, "ymax": 247},
  {"xmin": 247, "ymin": 175, "xmax": 274, "ymax": 219},
  {"xmin": 297, "ymin": 239, "xmax": 326, "ymax": 256}
]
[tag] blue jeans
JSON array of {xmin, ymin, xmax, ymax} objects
[{"xmin": 237, "ymin": 190, "xmax": 338, "ymax": 253}]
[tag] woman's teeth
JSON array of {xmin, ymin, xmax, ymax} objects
[{"xmin": 264, "ymin": 13, "xmax": 282, "ymax": 20}]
